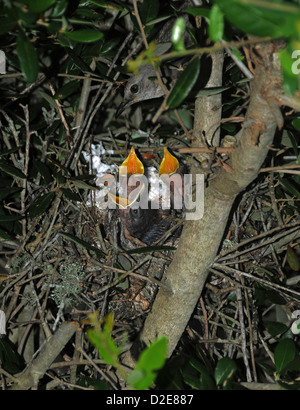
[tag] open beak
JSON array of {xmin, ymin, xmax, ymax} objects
[
  {"xmin": 109, "ymin": 147, "xmax": 145, "ymax": 208},
  {"xmin": 158, "ymin": 147, "xmax": 179, "ymax": 176},
  {"xmin": 120, "ymin": 146, "xmax": 144, "ymax": 176}
]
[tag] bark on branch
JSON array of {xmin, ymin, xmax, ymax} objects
[{"xmin": 10, "ymin": 321, "xmax": 78, "ymax": 390}]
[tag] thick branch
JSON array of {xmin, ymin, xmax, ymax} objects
[{"xmin": 10, "ymin": 321, "xmax": 78, "ymax": 390}]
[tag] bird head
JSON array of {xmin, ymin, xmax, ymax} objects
[{"xmin": 116, "ymin": 65, "xmax": 165, "ymax": 117}]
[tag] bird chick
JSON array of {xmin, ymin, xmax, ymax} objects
[{"xmin": 109, "ymin": 146, "xmax": 182, "ymax": 245}]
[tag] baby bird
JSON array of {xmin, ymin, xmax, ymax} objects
[{"xmin": 109, "ymin": 147, "xmax": 182, "ymax": 245}]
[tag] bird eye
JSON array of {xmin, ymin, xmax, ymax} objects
[
  {"xmin": 130, "ymin": 208, "xmax": 141, "ymax": 217},
  {"xmin": 130, "ymin": 84, "xmax": 139, "ymax": 94}
]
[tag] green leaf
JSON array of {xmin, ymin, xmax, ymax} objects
[
  {"xmin": 0, "ymin": 146, "xmax": 21, "ymax": 157},
  {"xmin": 59, "ymin": 232, "xmax": 105, "ymax": 258},
  {"xmin": 281, "ymin": 355, "xmax": 300, "ymax": 373},
  {"xmin": 286, "ymin": 245, "xmax": 300, "ymax": 271},
  {"xmin": 208, "ymin": 4, "xmax": 224, "ymax": 42},
  {"xmin": 51, "ymin": 0, "xmax": 69, "ymax": 17},
  {"xmin": 171, "ymin": 17, "xmax": 186, "ymax": 51},
  {"xmin": 60, "ymin": 188, "xmax": 82, "ymax": 202},
  {"xmin": 215, "ymin": 0, "xmax": 300, "ymax": 38},
  {"xmin": 28, "ymin": 191, "xmax": 56, "ymax": 219},
  {"xmin": 0, "ymin": 338, "xmax": 24, "ymax": 374},
  {"xmin": 266, "ymin": 290, "xmax": 286, "ymax": 305},
  {"xmin": 0, "ymin": 18, "xmax": 17, "ymax": 35},
  {"xmin": 69, "ymin": 177, "xmax": 97, "ymax": 190},
  {"xmin": 127, "ymin": 336, "xmax": 168, "ymax": 390},
  {"xmin": 0, "ymin": 215, "xmax": 23, "ymax": 222},
  {"xmin": 186, "ymin": 7, "xmax": 210, "ymax": 18},
  {"xmin": 140, "ymin": 0, "xmax": 159, "ymax": 24},
  {"xmin": 167, "ymin": 57, "xmax": 200, "ymax": 109},
  {"xmin": 22, "ymin": 0, "xmax": 56, "ymax": 13},
  {"xmin": 291, "ymin": 118, "xmax": 300, "ymax": 132},
  {"xmin": 0, "ymin": 161, "xmax": 26, "ymax": 179},
  {"xmin": 286, "ymin": 129, "xmax": 300, "ymax": 158},
  {"xmin": 265, "ymin": 322, "xmax": 288, "ymax": 338},
  {"xmin": 16, "ymin": 29, "xmax": 39, "ymax": 83},
  {"xmin": 87, "ymin": 313, "xmax": 122, "ymax": 367},
  {"xmin": 54, "ymin": 80, "xmax": 80, "ymax": 100},
  {"xmin": 279, "ymin": 177, "xmax": 300, "ymax": 199},
  {"xmin": 33, "ymin": 160, "xmax": 52, "ymax": 185},
  {"xmin": 64, "ymin": 29, "xmax": 104, "ymax": 43},
  {"xmin": 0, "ymin": 187, "xmax": 22, "ymax": 201},
  {"xmin": 274, "ymin": 339, "xmax": 296, "ymax": 373},
  {"xmin": 0, "ymin": 228, "xmax": 11, "ymax": 240},
  {"xmin": 188, "ymin": 359, "xmax": 216, "ymax": 390},
  {"xmin": 88, "ymin": 0, "xmax": 127, "ymax": 12},
  {"xmin": 64, "ymin": 47, "xmax": 94, "ymax": 74},
  {"xmin": 214, "ymin": 357, "xmax": 237, "ymax": 389}
]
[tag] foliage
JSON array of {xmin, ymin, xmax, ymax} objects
[
  {"xmin": 87, "ymin": 312, "xmax": 168, "ymax": 390},
  {"xmin": 0, "ymin": 0, "xmax": 299, "ymax": 390}
]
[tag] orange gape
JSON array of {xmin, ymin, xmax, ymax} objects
[{"xmin": 109, "ymin": 147, "xmax": 182, "ymax": 245}]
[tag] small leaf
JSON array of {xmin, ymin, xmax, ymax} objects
[
  {"xmin": 167, "ymin": 57, "xmax": 200, "ymax": 109},
  {"xmin": 127, "ymin": 336, "xmax": 168, "ymax": 390},
  {"xmin": 279, "ymin": 177, "xmax": 300, "ymax": 199},
  {"xmin": 33, "ymin": 160, "xmax": 52, "ymax": 185},
  {"xmin": 291, "ymin": 118, "xmax": 300, "ymax": 132},
  {"xmin": 0, "ymin": 146, "xmax": 21, "ymax": 157},
  {"xmin": 188, "ymin": 359, "xmax": 216, "ymax": 390},
  {"xmin": 28, "ymin": 191, "xmax": 56, "ymax": 219},
  {"xmin": 54, "ymin": 80, "xmax": 80, "ymax": 100},
  {"xmin": 23, "ymin": 0, "xmax": 56, "ymax": 13},
  {"xmin": 140, "ymin": 0, "xmax": 159, "ymax": 24},
  {"xmin": 266, "ymin": 290, "xmax": 286, "ymax": 305},
  {"xmin": 60, "ymin": 188, "xmax": 82, "ymax": 202},
  {"xmin": 88, "ymin": 0, "xmax": 127, "ymax": 12},
  {"xmin": 214, "ymin": 357, "xmax": 237, "ymax": 389},
  {"xmin": 64, "ymin": 29, "xmax": 103, "ymax": 43},
  {"xmin": 87, "ymin": 313, "xmax": 121, "ymax": 367},
  {"xmin": 171, "ymin": 17, "xmax": 186, "ymax": 51},
  {"xmin": 209, "ymin": 4, "xmax": 224, "ymax": 42},
  {"xmin": 0, "ymin": 215, "xmax": 23, "ymax": 222},
  {"xmin": 0, "ymin": 228, "xmax": 11, "ymax": 240},
  {"xmin": 215, "ymin": 0, "xmax": 300, "ymax": 38},
  {"xmin": 64, "ymin": 48, "xmax": 93, "ymax": 74},
  {"xmin": 59, "ymin": 232, "xmax": 105, "ymax": 258},
  {"xmin": 0, "ymin": 187, "xmax": 22, "ymax": 201},
  {"xmin": 265, "ymin": 322, "xmax": 288, "ymax": 337},
  {"xmin": 286, "ymin": 245, "xmax": 300, "ymax": 271},
  {"xmin": 16, "ymin": 29, "xmax": 39, "ymax": 83},
  {"xmin": 0, "ymin": 161, "xmax": 26, "ymax": 179},
  {"xmin": 186, "ymin": 7, "xmax": 210, "ymax": 18},
  {"xmin": 69, "ymin": 178, "xmax": 97, "ymax": 190},
  {"xmin": 274, "ymin": 339, "xmax": 296, "ymax": 373}
]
